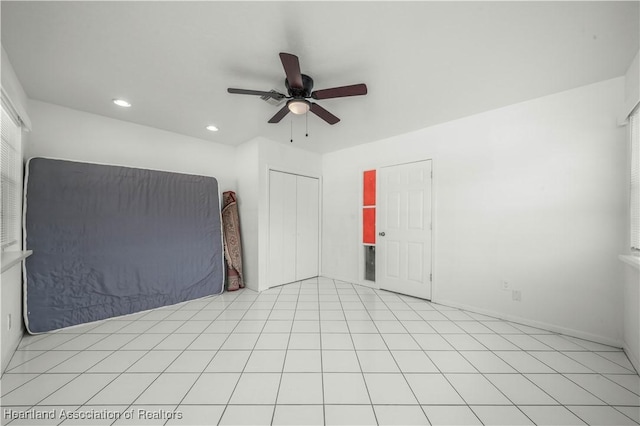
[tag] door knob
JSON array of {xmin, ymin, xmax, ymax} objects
[{"xmin": 378, "ymin": 232, "xmax": 385, "ymax": 236}]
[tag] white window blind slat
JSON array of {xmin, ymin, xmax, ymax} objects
[{"xmin": 1, "ymin": 105, "xmax": 21, "ymax": 249}]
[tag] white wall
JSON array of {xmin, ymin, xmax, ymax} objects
[
  {"xmin": 235, "ymin": 138, "xmax": 260, "ymax": 291},
  {"xmin": 1, "ymin": 47, "xmax": 31, "ymax": 130},
  {"xmin": 1, "ymin": 265, "xmax": 23, "ymax": 373},
  {"xmin": 26, "ymin": 100, "xmax": 237, "ymax": 191},
  {"xmin": 322, "ymin": 77, "xmax": 628, "ymax": 346},
  {"xmin": 622, "ymin": 50, "xmax": 639, "ymax": 119}
]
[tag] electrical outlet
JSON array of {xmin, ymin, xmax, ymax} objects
[
  {"xmin": 501, "ymin": 281, "xmax": 510, "ymax": 291},
  {"xmin": 512, "ymin": 290, "xmax": 521, "ymax": 302}
]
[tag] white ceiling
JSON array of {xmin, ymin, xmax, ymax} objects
[{"xmin": 2, "ymin": 1, "xmax": 638, "ymax": 153}]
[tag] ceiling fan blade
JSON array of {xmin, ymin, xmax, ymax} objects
[
  {"xmin": 311, "ymin": 83, "xmax": 368, "ymax": 100},
  {"xmin": 228, "ymin": 88, "xmax": 285, "ymax": 99},
  {"xmin": 279, "ymin": 52, "xmax": 303, "ymax": 90},
  {"xmin": 268, "ymin": 105, "xmax": 290, "ymax": 123},
  {"xmin": 310, "ymin": 103, "xmax": 340, "ymax": 125}
]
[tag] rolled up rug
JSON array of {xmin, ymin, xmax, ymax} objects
[{"xmin": 221, "ymin": 191, "xmax": 245, "ymax": 291}]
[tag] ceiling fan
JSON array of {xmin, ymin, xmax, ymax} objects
[{"xmin": 227, "ymin": 52, "xmax": 367, "ymax": 125}]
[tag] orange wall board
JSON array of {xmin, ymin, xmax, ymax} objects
[
  {"xmin": 363, "ymin": 170, "xmax": 376, "ymax": 206},
  {"xmin": 363, "ymin": 208, "xmax": 376, "ymax": 244}
]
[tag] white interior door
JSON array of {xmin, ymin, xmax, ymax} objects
[
  {"xmin": 295, "ymin": 175, "xmax": 319, "ymax": 280},
  {"xmin": 268, "ymin": 170, "xmax": 297, "ymax": 286},
  {"xmin": 377, "ymin": 160, "xmax": 432, "ymax": 299}
]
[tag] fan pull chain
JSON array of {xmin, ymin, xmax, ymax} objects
[
  {"xmin": 306, "ymin": 112, "xmax": 309, "ymax": 137},
  {"xmin": 290, "ymin": 117, "xmax": 293, "ymax": 143}
]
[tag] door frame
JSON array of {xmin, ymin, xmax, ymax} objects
[
  {"xmin": 264, "ymin": 165, "xmax": 322, "ymax": 290},
  {"xmin": 371, "ymin": 159, "xmax": 435, "ymax": 300}
]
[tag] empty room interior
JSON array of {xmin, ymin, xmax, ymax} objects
[{"xmin": 1, "ymin": 1, "xmax": 640, "ymax": 425}]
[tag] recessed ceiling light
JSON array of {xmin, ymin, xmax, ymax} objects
[
  {"xmin": 206, "ymin": 125, "xmax": 219, "ymax": 132},
  {"xmin": 112, "ymin": 99, "xmax": 131, "ymax": 108}
]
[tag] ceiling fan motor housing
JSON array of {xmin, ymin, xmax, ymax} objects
[{"xmin": 286, "ymin": 74, "xmax": 314, "ymax": 98}]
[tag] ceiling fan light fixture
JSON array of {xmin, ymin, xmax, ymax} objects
[
  {"xmin": 287, "ymin": 99, "xmax": 310, "ymax": 115},
  {"xmin": 206, "ymin": 125, "xmax": 219, "ymax": 132}
]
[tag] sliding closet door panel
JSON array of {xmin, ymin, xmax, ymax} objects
[
  {"xmin": 282, "ymin": 175, "xmax": 298, "ymax": 284},
  {"xmin": 268, "ymin": 170, "xmax": 297, "ymax": 286},
  {"xmin": 268, "ymin": 171, "xmax": 284, "ymax": 286},
  {"xmin": 296, "ymin": 175, "xmax": 319, "ymax": 280}
]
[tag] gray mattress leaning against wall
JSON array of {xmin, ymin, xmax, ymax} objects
[{"xmin": 23, "ymin": 157, "xmax": 225, "ymax": 333}]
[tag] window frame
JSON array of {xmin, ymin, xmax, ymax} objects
[
  {"xmin": 1, "ymin": 100, "xmax": 23, "ymax": 252},
  {"xmin": 629, "ymin": 105, "xmax": 640, "ymax": 253}
]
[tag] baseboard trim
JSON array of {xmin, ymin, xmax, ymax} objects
[
  {"xmin": 319, "ymin": 275, "xmax": 625, "ymax": 350},
  {"xmin": 322, "ymin": 274, "xmax": 378, "ymax": 290},
  {"xmin": 623, "ymin": 344, "xmax": 640, "ymax": 374},
  {"xmin": 430, "ymin": 298, "xmax": 624, "ymax": 349}
]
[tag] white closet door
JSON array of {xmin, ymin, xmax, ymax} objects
[
  {"xmin": 268, "ymin": 170, "xmax": 297, "ymax": 286},
  {"xmin": 295, "ymin": 175, "xmax": 319, "ymax": 280}
]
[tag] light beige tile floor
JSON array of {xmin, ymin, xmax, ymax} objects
[{"xmin": 1, "ymin": 277, "xmax": 638, "ymax": 425}]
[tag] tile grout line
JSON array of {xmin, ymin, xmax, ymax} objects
[
  {"xmin": 103, "ymin": 290, "xmax": 243, "ymax": 425},
  {"xmin": 79, "ymin": 300, "xmax": 224, "ymax": 419},
  {"xmin": 384, "ymin": 286, "xmax": 639, "ymax": 425},
  {"xmin": 5, "ymin": 298, "xmax": 224, "ymax": 425},
  {"xmin": 372, "ymin": 287, "xmax": 480, "ymax": 425},
  {"xmin": 384, "ymin": 289, "xmax": 487, "ymax": 423},
  {"xmin": 269, "ymin": 279, "xmax": 302, "ymax": 425},
  {"xmin": 433, "ymin": 316, "xmax": 571, "ymax": 424},
  {"xmin": 317, "ymin": 277, "xmax": 327, "ymax": 426},
  {"xmin": 123, "ymin": 292, "xmax": 241, "ymax": 426},
  {"xmin": 399, "ymin": 290, "xmax": 618, "ymax": 422},
  {"xmin": 156, "ymin": 292, "xmax": 251, "ymax": 426},
  {"xmin": 338, "ymin": 279, "xmax": 380, "ymax": 425},
  {"xmin": 401, "ymin": 289, "xmax": 575, "ymax": 423},
  {"xmin": 400, "ymin": 289, "xmax": 623, "ymax": 424},
  {"xmin": 358, "ymin": 286, "xmax": 436, "ymax": 425},
  {"xmin": 202, "ymin": 287, "xmax": 280, "ymax": 425}
]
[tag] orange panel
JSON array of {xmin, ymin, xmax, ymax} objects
[
  {"xmin": 363, "ymin": 170, "xmax": 376, "ymax": 206},
  {"xmin": 363, "ymin": 208, "xmax": 376, "ymax": 244}
]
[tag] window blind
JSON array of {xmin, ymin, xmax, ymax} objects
[
  {"xmin": 1, "ymin": 104, "xmax": 21, "ymax": 249},
  {"xmin": 630, "ymin": 106, "xmax": 640, "ymax": 251}
]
